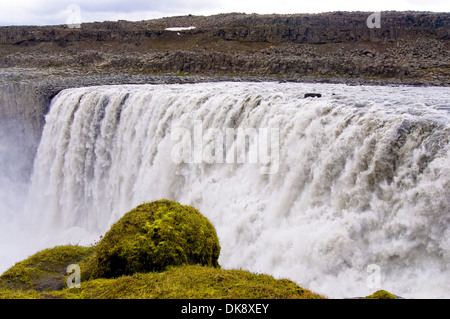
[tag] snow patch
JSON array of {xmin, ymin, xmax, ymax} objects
[{"xmin": 165, "ymin": 26, "xmax": 196, "ymax": 31}]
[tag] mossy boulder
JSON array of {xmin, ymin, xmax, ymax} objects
[{"xmin": 90, "ymin": 199, "xmax": 221, "ymax": 278}]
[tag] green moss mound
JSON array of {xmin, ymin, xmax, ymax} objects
[
  {"xmin": 365, "ymin": 290, "xmax": 397, "ymax": 299},
  {"xmin": 3, "ymin": 200, "xmax": 401, "ymax": 299},
  {"xmin": 64, "ymin": 265, "xmax": 325, "ymax": 299},
  {"xmin": 91, "ymin": 199, "xmax": 221, "ymax": 278},
  {"xmin": 0, "ymin": 245, "xmax": 94, "ymax": 292},
  {"xmin": 0, "ymin": 265, "xmax": 326, "ymax": 299}
]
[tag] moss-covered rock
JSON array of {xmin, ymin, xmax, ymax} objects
[
  {"xmin": 0, "ymin": 264, "xmax": 327, "ymax": 299},
  {"xmin": 365, "ymin": 290, "xmax": 397, "ymax": 299},
  {"xmin": 90, "ymin": 199, "xmax": 221, "ymax": 278},
  {"xmin": 0, "ymin": 245, "xmax": 94, "ymax": 291}
]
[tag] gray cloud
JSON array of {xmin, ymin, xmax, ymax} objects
[
  {"xmin": 0, "ymin": 0, "xmax": 220, "ymax": 26},
  {"xmin": 79, "ymin": 0, "xmax": 214, "ymax": 13}
]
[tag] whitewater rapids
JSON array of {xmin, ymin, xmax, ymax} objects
[{"xmin": 1, "ymin": 82, "xmax": 449, "ymax": 298}]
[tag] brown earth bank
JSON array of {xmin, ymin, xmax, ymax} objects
[{"xmin": 0, "ymin": 11, "xmax": 449, "ymax": 86}]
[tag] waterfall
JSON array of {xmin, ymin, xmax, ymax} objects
[{"xmin": 5, "ymin": 82, "xmax": 450, "ymax": 298}]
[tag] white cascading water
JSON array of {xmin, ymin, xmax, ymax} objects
[{"xmin": 2, "ymin": 82, "xmax": 449, "ymax": 298}]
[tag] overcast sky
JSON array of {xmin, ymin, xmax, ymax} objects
[{"xmin": 0, "ymin": 0, "xmax": 448, "ymax": 26}]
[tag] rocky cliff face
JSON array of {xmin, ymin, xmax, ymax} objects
[
  {"xmin": 0, "ymin": 82, "xmax": 44, "ymax": 180},
  {"xmin": 0, "ymin": 11, "xmax": 448, "ymax": 85},
  {"xmin": 1, "ymin": 11, "xmax": 447, "ymax": 45},
  {"xmin": 210, "ymin": 11, "xmax": 449, "ymax": 43}
]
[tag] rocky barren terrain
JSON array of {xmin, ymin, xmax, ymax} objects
[{"xmin": 0, "ymin": 11, "xmax": 449, "ymax": 85}]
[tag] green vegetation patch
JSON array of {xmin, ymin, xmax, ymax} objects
[
  {"xmin": 0, "ymin": 200, "xmax": 399, "ymax": 299},
  {"xmin": 365, "ymin": 290, "xmax": 397, "ymax": 299},
  {"xmin": 90, "ymin": 199, "xmax": 221, "ymax": 278},
  {"xmin": 41, "ymin": 265, "xmax": 326, "ymax": 299},
  {"xmin": 0, "ymin": 245, "xmax": 94, "ymax": 291},
  {"xmin": 69, "ymin": 265, "xmax": 326, "ymax": 299}
]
